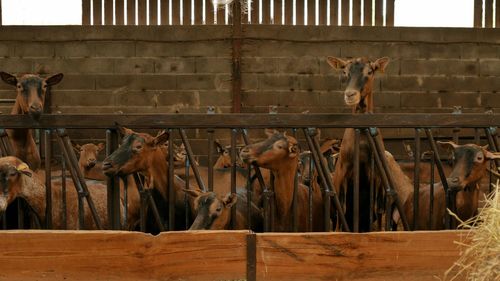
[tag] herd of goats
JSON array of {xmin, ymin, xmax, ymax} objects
[{"xmin": 0, "ymin": 56, "xmax": 496, "ymax": 233}]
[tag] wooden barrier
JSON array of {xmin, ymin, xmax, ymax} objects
[{"xmin": 0, "ymin": 230, "xmax": 467, "ymax": 280}]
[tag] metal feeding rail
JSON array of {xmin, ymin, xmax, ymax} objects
[{"xmin": 0, "ymin": 113, "xmax": 498, "ymax": 233}]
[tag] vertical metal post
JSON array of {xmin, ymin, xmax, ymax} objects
[
  {"xmin": 207, "ymin": 129, "xmax": 214, "ymax": 192},
  {"xmin": 353, "ymin": 129, "xmax": 360, "ymax": 232},
  {"xmin": 429, "ymin": 152, "xmax": 435, "ymax": 229},
  {"xmin": 44, "ymin": 130, "xmax": 52, "ymax": 229},
  {"xmin": 230, "ymin": 129, "xmax": 238, "ymax": 229},
  {"xmin": 474, "ymin": 128, "xmax": 481, "ymax": 145},
  {"xmin": 168, "ymin": 129, "xmax": 175, "ymax": 230},
  {"xmin": 308, "ymin": 151, "xmax": 314, "ymax": 232},
  {"xmin": 106, "ymin": 129, "xmax": 121, "ymax": 230},
  {"xmin": 185, "ymin": 158, "xmax": 191, "ymax": 229},
  {"xmin": 123, "ymin": 177, "xmax": 128, "ymax": 228},
  {"xmin": 413, "ymin": 128, "xmax": 421, "ymax": 230},
  {"xmin": 179, "ymin": 129, "xmax": 206, "ymax": 192},
  {"xmin": 369, "ymin": 152, "xmax": 375, "ymax": 231},
  {"xmin": 61, "ymin": 156, "xmax": 67, "ymax": 229},
  {"xmin": 292, "ymin": 128, "xmax": 299, "ymax": 232},
  {"xmin": 231, "ymin": 0, "xmax": 242, "ymax": 113},
  {"xmin": 246, "ymin": 165, "xmax": 252, "ymax": 230}
]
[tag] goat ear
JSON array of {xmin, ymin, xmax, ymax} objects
[
  {"xmin": 371, "ymin": 57, "xmax": 390, "ymax": 73},
  {"xmin": 289, "ymin": 143, "xmax": 299, "ymax": 158},
  {"xmin": 437, "ymin": 140, "xmax": 459, "ymax": 150},
  {"xmin": 183, "ymin": 188, "xmax": 202, "ymax": 198},
  {"xmin": 0, "ymin": 72, "xmax": 17, "ymax": 86},
  {"xmin": 485, "ymin": 151, "xmax": 500, "ymax": 160},
  {"xmin": 97, "ymin": 143, "xmax": 105, "ymax": 151},
  {"xmin": 45, "ymin": 73, "xmax": 64, "ymax": 86},
  {"xmin": 116, "ymin": 125, "xmax": 134, "ymax": 137},
  {"xmin": 16, "ymin": 163, "xmax": 32, "ymax": 177},
  {"xmin": 326, "ymin": 57, "xmax": 348, "ymax": 70},
  {"xmin": 154, "ymin": 130, "xmax": 169, "ymax": 146},
  {"xmin": 214, "ymin": 140, "xmax": 224, "ymax": 154},
  {"xmin": 222, "ymin": 193, "xmax": 238, "ymax": 208}
]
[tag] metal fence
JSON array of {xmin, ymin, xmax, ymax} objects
[{"xmin": 0, "ymin": 113, "xmax": 498, "ymax": 233}]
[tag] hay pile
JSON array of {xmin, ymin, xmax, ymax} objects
[{"xmin": 443, "ymin": 182, "xmax": 500, "ymax": 281}]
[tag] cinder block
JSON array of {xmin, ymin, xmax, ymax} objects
[
  {"xmin": 136, "ymin": 42, "xmax": 177, "ymax": 57},
  {"xmin": 242, "ymin": 92, "xmax": 279, "ymax": 107},
  {"xmin": 400, "ymin": 92, "xmax": 439, "ymax": 108},
  {"xmin": 374, "ymin": 92, "xmax": 401, "ymax": 108},
  {"xmin": 241, "ymin": 73, "xmax": 258, "ymax": 90},
  {"xmin": 241, "ymin": 57, "xmax": 280, "ymax": 73},
  {"xmin": 33, "ymin": 58, "xmax": 114, "ymax": 74},
  {"xmin": 95, "ymin": 74, "xmax": 176, "ymax": 90},
  {"xmin": 195, "ymin": 57, "xmax": 231, "ymax": 74},
  {"xmin": 15, "ymin": 43, "xmax": 55, "ymax": 58},
  {"xmin": 56, "ymin": 74, "xmax": 96, "ymax": 90},
  {"xmin": 114, "ymin": 58, "xmax": 155, "ymax": 74},
  {"xmin": 0, "ymin": 58, "xmax": 33, "ymax": 73},
  {"xmin": 400, "ymin": 59, "xmax": 478, "ymax": 76},
  {"xmin": 462, "ymin": 44, "xmax": 500, "ymax": 59},
  {"xmin": 154, "ymin": 58, "xmax": 195, "ymax": 73},
  {"xmin": 55, "ymin": 42, "xmax": 93, "ymax": 58},
  {"xmin": 258, "ymin": 74, "xmax": 300, "ymax": 91},
  {"xmin": 480, "ymin": 59, "xmax": 500, "ymax": 76},
  {"xmin": 91, "ymin": 42, "xmax": 135, "ymax": 57},
  {"xmin": 278, "ymin": 57, "xmax": 320, "ymax": 74},
  {"xmin": 298, "ymin": 74, "xmax": 341, "ymax": 91},
  {"xmin": 176, "ymin": 74, "xmax": 217, "ymax": 90}
]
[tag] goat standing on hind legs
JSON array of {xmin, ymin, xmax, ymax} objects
[{"xmin": 327, "ymin": 57, "xmax": 413, "ymax": 232}]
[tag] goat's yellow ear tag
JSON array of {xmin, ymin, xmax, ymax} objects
[{"xmin": 16, "ymin": 163, "xmax": 29, "ymax": 172}]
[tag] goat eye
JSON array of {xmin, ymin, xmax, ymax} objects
[
  {"xmin": 8, "ymin": 171, "xmax": 17, "ymax": 177},
  {"xmin": 216, "ymin": 207, "xmax": 222, "ymax": 212}
]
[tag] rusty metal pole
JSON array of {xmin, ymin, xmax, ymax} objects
[
  {"xmin": 61, "ymin": 156, "xmax": 67, "ymax": 229},
  {"xmin": 308, "ymin": 151, "xmax": 314, "ymax": 232},
  {"xmin": 369, "ymin": 152, "xmax": 375, "ymax": 231},
  {"xmin": 106, "ymin": 129, "xmax": 121, "ymax": 230},
  {"xmin": 292, "ymin": 128, "xmax": 299, "ymax": 232},
  {"xmin": 413, "ymin": 128, "xmax": 421, "ymax": 230},
  {"xmin": 184, "ymin": 158, "xmax": 191, "ymax": 229},
  {"xmin": 353, "ymin": 129, "xmax": 360, "ymax": 232},
  {"xmin": 207, "ymin": 106, "xmax": 215, "ymax": 192},
  {"xmin": 168, "ymin": 129, "xmax": 175, "ymax": 231},
  {"xmin": 231, "ymin": 0, "xmax": 242, "ymax": 113},
  {"xmin": 230, "ymin": 128, "xmax": 238, "ymax": 229},
  {"xmin": 44, "ymin": 129, "xmax": 52, "ymax": 229},
  {"xmin": 429, "ymin": 152, "xmax": 435, "ymax": 229}
]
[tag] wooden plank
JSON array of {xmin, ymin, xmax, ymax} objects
[
  {"xmin": 474, "ymin": 0, "xmax": 482, "ymax": 27},
  {"xmin": 352, "ymin": 0, "xmax": 361, "ymax": 26},
  {"xmin": 341, "ymin": 0, "xmax": 349, "ymax": 25},
  {"xmin": 307, "ymin": 0, "xmax": 315, "ymax": 25},
  {"xmin": 2, "ymin": 114, "xmax": 500, "ymax": 129},
  {"xmin": 497, "ymin": 0, "xmax": 500, "ymax": 28},
  {"xmin": 115, "ymin": 0, "xmax": 125, "ymax": 25},
  {"xmin": 194, "ymin": 0, "xmax": 203, "ymax": 25},
  {"xmin": 262, "ymin": 0, "xmax": 271, "ymax": 24},
  {"xmin": 485, "ymin": 0, "xmax": 493, "ymax": 27},
  {"xmin": 374, "ymin": 0, "xmax": 383, "ymax": 26},
  {"xmin": 250, "ymin": 0, "xmax": 260, "ymax": 24},
  {"xmin": 93, "ymin": 0, "xmax": 103, "ymax": 25},
  {"xmin": 127, "ymin": 0, "xmax": 136, "ymax": 25},
  {"xmin": 0, "ymin": 230, "xmax": 248, "ymax": 281},
  {"xmin": 138, "ymin": 0, "xmax": 147, "ymax": 25},
  {"xmin": 331, "ymin": 0, "xmax": 339, "ymax": 25},
  {"xmin": 160, "ymin": 0, "xmax": 169, "ymax": 25},
  {"xmin": 104, "ymin": 0, "xmax": 113, "ymax": 25},
  {"xmin": 150, "ymin": 0, "xmax": 158, "ymax": 25},
  {"xmin": 363, "ymin": 0, "xmax": 372, "ymax": 26},
  {"xmin": 296, "ymin": 0, "xmax": 305, "ymax": 25},
  {"xmin": 82, "ymin": 0, "xmax": 91, "ymax": 25},
  {"xmin": 257, "ymin": 231, "xmax": 467, "ymax": 280},
  {"xmin": 217, "ymin": 3, "xmax": 226, "ymax": 25},
  {"xmin": 386, "ymin": 0, "xmax": 394, "ymax": 26},
  {"xmin": 172, "ymin": 0, "xmax": 181, "ymax": 25},
  {"xmin": 206, "ymin": 0, "xmax": 214, "ymax": 24},
  {"xmin": 284, "ymin": 0, "xmax": 293, "ymax": 25},
  {"xmin": 318, "ymin": 0, "xmax": 327, "ymax": 25},
  {"xmin": 183, "ymin": 0, "xmax": 191, "ymax": 25},
  {"xmin": 274, "ymin": 0, "xmax": 283, "ymax": 25}
]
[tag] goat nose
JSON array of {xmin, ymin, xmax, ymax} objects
[
  {"xmin": 88, "ymin": 158, "xmax": 96, "ymax": 163},
  {"xmin": 345, "ymin": 90, "xmax": 358, "ymax": 98},
  {"xmin": 30, "ymin": 105, "xmax": 42, "ymax": 112}
]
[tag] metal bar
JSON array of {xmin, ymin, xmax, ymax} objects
[
  {"xmin": 82, "ymin": 0, "xmax": 91, "ymax": 25},
  {"xmin": 413, "ymin": 128, "xmax": 421, "ymax": 230},
  {"xmin": 303, "ymin": 128, "xmax": 350, "ymax": 232},
  {"xmin": 194, "ymin": 0, "xmax": 203, "ymax": 24},
  {"xmin": 369, "ymin": 151, "xmax": 375, "ymax": 231},
  {"xmin": 127, "ymin": 0, "xmax": 136, "ymax": 25},
  {"xmin": 353, "ymin": 129, "xmax": 360, "ymax": 232},
  {"xmin": 307, "ymin": 0, "xmax": 315, "ymax": 25},
  {"xmin": 485, "ymin": 0, "xmax": 493, "ymax": 28},
  {"xmin": 123, "ymin": 177, "xmax": 128, "ymax": 228},
  {"xmin": 374, "ymin": 0, "xmax": 383, "ymax": 26},
  {"xmin": 185, "ymin": 158, "xmax": 190, "ymax": 229},
  {"xmin": 207, "ymin": 129, "xmax": 214, "ymax": 192},
  {"xmin": 104, "ymin": 0, "xmax": 113, "ymax": 25},
  {"xmin": 424, "ymin": 128, "xmax": 453, "ymax": 228},
  {"xmin": 93, "ymin": 0, "xmax": 103, "ymax": 25},
  {"xmin": 115, "ymin": 0, "xmax": 125, "ymax": 25},
  {"xmin": 274, "ymin": 0, "xmax": 283, "ymax": 24},
  {"xmin": 3, "ymin": 114, "xmax": 500, "ymax": 129},
  {"xmin": 44, "ymin": 130, "xmax": 52, "ymax": 229},
  {"xmin": 138, "ymin": 0, "xmax": 147, "ymax": 25},
  {"xmin": 308, "ymin": 150, "xmax": 314, "ymax": 232},
  {"xmin": 105, "ymin": 130, "xmax": 114, "ymax": 229},
  {"xmin": 246, "ymin": 165, "xmax": 252, "ymax": 230},
  {"xmin": 172, "ymin": 0, "xmax": 180, "ymax": 25},
  {"xmin": 61, "ymin": 156, "xmax": 67, "ymax": 229},
  {"xmin": 133, "ymin": 174, "xmax": 147, "ymax": 232},
  {"xmin": 365, "ymin": 128, "xmax": 410, "ymax": 231},
  {"xmin": 107, "ymin": 129, "xmax": 121, "ymax": 230},
  {"xmin": 319, "ymin": 0, "xmax": 327, "ymax": 25},
  {"xmin": 57, "ymin": 129, "xmax": 103, "ymax": 229},
  {"xmin": 183, "ymin": 0, "xmax": 191, "ymax": 25},
  {"xmin": 205, "ymin": 0, "xmax": 214, "ymax": 24},
  {"xmin": 352, "ymin": 0, "xmax": 361, "ymax": 26},
  {"xmin": 134, "ymin": 173, "xmax": 165, "ymax": 232},
  {"xmin": 246, "ymin": 233, "xmax": 257, "ymax": 281},
  {"xmin": 363, "ymin": 0, "xmax": 372, "ymax": 26},
  {"xmin": 168, "ymin": 129, "xmax": 175, "ymax": 230},
  {"xmin": 429, "ymin": 152, "xmax": 435, "ymax": 229},
  {"xmin": 269, "ymin": 172, "xmax": 275, "ymax": 232},
  {"xmin": 149, "ymin": 0, "xmax": 158, "ymax": 25},
  {"xmin": 146, "ymin": 189, "xmax": 165, "ymax": 232},
  {"xmin": 230, "ymin": 129, "xmax": 238, "ymax": 229},
  {"xmin": 296, "ymin": 0, "xmax": 305, "ymax": 25},
  {"xmin": 284, "ymin": 0, "xmax": 293, "ymax": 25},
  {"xmin": 386, "ymin": 0, "xmax": 395, "ymax": 26},
  {"xmin": 341, "ymin": 0, "xmax": 349, "ymax": 25},
  {"xmin": 475, "ymin": 128, "xmax": 481, "ymax": 144},
  {"xmin": 17, "ymin": 200, "xmax": 24, "ymax": 229},
  {"xmin": 292, "ymin": 129, "xmax": 299, "ymax": 232},
  {"xmin": 216, "ymin": 1, "xmax": 225, "ymax": 24},
  {"xmin": 160, "ymin": 0, "xmax": 169, "ymax": 25},
  {"xmin": 179, "ymin": 129, "xmax": 206, "ymax": 191}
]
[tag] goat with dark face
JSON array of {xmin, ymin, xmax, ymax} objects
[{"xmin": 0, "ymin": 72, "xmax": 63, "ymax": 170}]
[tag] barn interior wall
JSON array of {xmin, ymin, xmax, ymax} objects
[{"xmin": 0, "ymin": 25, "xmax": 498, "ymax": 161}]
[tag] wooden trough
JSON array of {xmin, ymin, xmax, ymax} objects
[{"xmin": 0, "ymin": 230, "xmax": 466, "ymax": 281}]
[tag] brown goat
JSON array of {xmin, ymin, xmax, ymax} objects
[
  {"xmin": 402, "ymin": 141, "xmax": 496, "ymax": 230},
  {"xmin": 0, "ymin": 72, "xmax": 63, "ymax": 170},
  {"xmin": 240, "ymin": 130, "xmax": 324, "ymax": 232},
  {"xmin": 327, "ymin": 57, "xmax": 413, "ymax": 231},
  {"xmin": 0, "ymin": 156, "xmax": 109, "ymax": 230},
  {"xmin": 184, "ymin": 189, "xmax": 263, "ymax": 231},
  {"xmin": 73, "ymin": 142, "xmax": 106, "ymax": 181}
]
